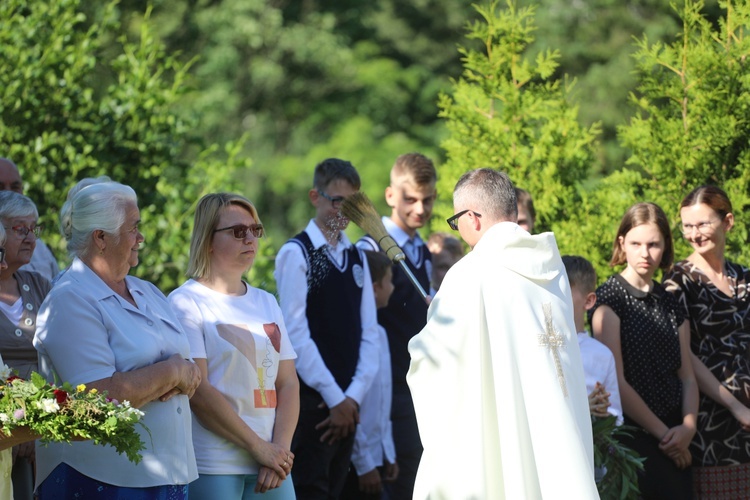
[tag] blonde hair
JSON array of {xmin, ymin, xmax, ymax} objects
[{"xmin": 187, "ymin": 193, "xmax": 261, "ymax": 279}]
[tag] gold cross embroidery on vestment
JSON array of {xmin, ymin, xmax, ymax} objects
[{"xmin": 538, "ymin": 302, "xmax": 568, "ymax": 397}]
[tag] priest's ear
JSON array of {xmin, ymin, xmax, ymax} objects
[{"xmin": 584, "ymin": 292, "xmax": 596, "ymax": 311}]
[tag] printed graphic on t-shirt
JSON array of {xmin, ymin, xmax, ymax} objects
[{"xmin": 216, "ymin": 323, "xmax": 281, "ymax": 409}]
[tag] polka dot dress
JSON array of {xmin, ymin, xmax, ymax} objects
[{"xmin": 590, "ymin": 274, "xmax": 684, "ymax": 421}]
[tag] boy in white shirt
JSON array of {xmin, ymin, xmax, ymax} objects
[
  {"xmin": 562, "ymin": 255, "xmax": 623, "ymax": 424},
  {"xmin": 341, "ymin": 250, "xmax": 399, "ymax": 499}
]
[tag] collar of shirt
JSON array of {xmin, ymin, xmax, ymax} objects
[
  {"xmin": 304, "ymin": 219, "xmax": 352, "ymax": 250},
  {"xmin": 382, "ymin": 216, "xmax": 423, "ymax": 249},
  {"xmin": 64, "ymin": 258, "xmax": 184, "ymax": 334},
  {"xmin": 64, "ymin": 257, "xmax": 149, "ymax": 307}
]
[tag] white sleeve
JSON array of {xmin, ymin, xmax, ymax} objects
[
  {"xmin": 604, "ymin": 352, "xmax": 624, "ymax": 425},
  {"xmin": 275, "ymin": 241, "xmax": 346, "ymax": 408},
  {"xmin": 344, "ymin": 250, "xmax": 379, "ymax": 405},
  {"xmin": 352, "ymin": 401, "xmax": 383, "ymax": 476},
  {"xmin": 168, "ymin": 289, "xmax": 207, "ymax": 360}
]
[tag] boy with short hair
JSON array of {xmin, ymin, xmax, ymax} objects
[
  {"xmin": 356, "ymin": 152, "xmax": 436, "ymax": 499},
  {"xmin": 561, "ymin": 255, "xmax": 623, "ymax": 424},
  {"xmin": 275, "ymin": 158, "xmax": 379, "ymax": 498},
  {"xmin": 342, "ymin": 250, "xmax": 399, "ymax": 499},
  {"xmin": 426, "ymin": 232, "xmax": 463, "ymax": 294}
]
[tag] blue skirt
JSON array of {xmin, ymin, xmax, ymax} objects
[{"xmin": 37, "ymin": 462, "xmax": 189, "ymax": 500}]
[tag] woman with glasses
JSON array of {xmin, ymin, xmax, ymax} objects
[
  {"xmin": 0, "ymin": 190, "xmax": 52, "ymax": 500},
  {"xmin": 664, "ymin": 186, "xmax": 750, "ymax": 497},
  {"xmin": 169, "ymin": 193, "xmax": 299, "ymax": 499}
]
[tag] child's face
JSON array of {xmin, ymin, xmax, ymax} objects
[
  {"xmin": 385, "ymin": 177, "xmax": 436, "ymax": 234},
  {"xmin": 312, "ymin": 179, "xmax": 357, "ymax": 234},
  {"xmin": 373, "ymin": 267, "xmax": 395, "ymax": 309},
  {"xmin": 619, "ymin": 222, "xmax": 664, "ymax": 281}
]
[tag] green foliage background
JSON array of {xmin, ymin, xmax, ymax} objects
[{"xmin": 0, "ymin": 0, "xmax": 747, "ymax": 294}]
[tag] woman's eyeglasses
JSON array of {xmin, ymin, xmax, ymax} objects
[
  {"xmin": 213, "ymin": 224, "xmax": 264, "ymax": 239},
  {"xmin": 5, "ymin": 225, "xmax": 43, "ymax": 238},
  {"xmin": 680, "ymin": 218, "xmax": 721, "ymax": 236}
]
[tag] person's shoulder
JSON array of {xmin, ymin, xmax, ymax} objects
[
  {"xmin": 579, "ymin": 333, "xmax": 614, "ymax": 358},
  {"xmin": 355, "ymin": 235, "xmax": 379, "ymax": 252},
  {"xmin": 16, "ymin": 269, "xmax": 52, "ymax": 293},
  {"xmin": 245, "ymin": 283, "xmax": 278, "ymax": 304},
  {"xmin": 168, "ymin": 279, "xmax": 201, "ymax": 299}
]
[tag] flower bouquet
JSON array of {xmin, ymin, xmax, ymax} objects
[{"xmin": 0, "ymin": 365, "xmax": 147, "ymax": 464}]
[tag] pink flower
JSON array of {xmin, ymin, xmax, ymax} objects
[{"xmin": 13, "ymin": 409, "xmax": 24, "ymax": 420}]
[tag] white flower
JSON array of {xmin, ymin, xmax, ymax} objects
[
  {"xmin": 36, "ymin": 398, "xmax": 60, "ymax": 413},
  {"xmin": 0, "ymin": 413, "xmax": 8, "ymax": 423},
  {"xmin": 0, "ymin": 364, "xmax": 11, "ymax": 380}
]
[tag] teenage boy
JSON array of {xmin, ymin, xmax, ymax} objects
[
  {"xmin": 342, "ymin": 250, "xmax": 399, "ymax": 499},
  {"xmin": 275, "ymin": 158, "xmax": 379, "ymax": 498},
  {"xmin": 356, "ymin": 152, "xmax": 436, "ymax": 499}
]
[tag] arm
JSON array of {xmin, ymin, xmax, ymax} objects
[
  {"xmin": 35, "ymin": 288, "xmax": 199, "ymax": 409},
  {"xmin": 189, "ymin": 358, "xmax": 291, "ymax": 481},
  {"xmin": 255, "ymin": 359, "xmax": 300, "ymax": 493},
  {"xmin": 275, "ymin": 243, "xmax": 346, "ymax": 408},
  {"xmin": 87, "ymin": 354, "xmax": 200, "ymax": 408},
  {"xmin": 317, "ymin": 255, "xmax": 380, "ymax": 443},
  {"xmin": 691, "ymin": 353, "xmax": 750, "ymax": 430},
  {"xmin": 658, "ymin": 320, "xmax": 698, "ymax": 468},
  {"xmin": 344, "ymin": 254, "xmax": 379, "ymax": 403},
  {"xmin": 591, "ymin": 305, "xmax": 671, "ymax": 439}
]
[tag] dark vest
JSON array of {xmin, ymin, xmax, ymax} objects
[
  {"xmin": 360, "ymin": 235, "xmax": 431, "ymax": 394},
  {"xmin": 290, "ymin": 231, "xmax": 364, "ymax": 392}
]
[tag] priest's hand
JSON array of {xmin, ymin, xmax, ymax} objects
[
  {"xmin": 359, "ymin": 468, "xmax": 383, "ymax": 495},
  {"xmin": 315, "ymin": 397, "xmax": 359, "ymax": 444}
]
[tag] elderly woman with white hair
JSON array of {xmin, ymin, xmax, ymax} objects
[
  {"xmin": 33, "ymin": 180, "xmax": 201, "ymax": 499},
  {"xmin": 0, "ymin": 191, "xmax": 52, "ymax": 500}
]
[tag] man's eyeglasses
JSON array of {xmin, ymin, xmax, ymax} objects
[
  {"xmin": 0, "ymin": 247, "xmax": 5, "ymax": 262},
  {"xmin": 446, "ymin": 210, "xmax": 481, "ymax": 231},
  {"xmin": 681, "ymin": 218, "xmax": 721, "ymax": 236},
  {"xmin": 5, "ymin": 225, "xmax": 43, "ymax": 238},
  {"xmin": 319, "ymin": 191, "xmax": 345, "ymax": 209},
  {"xmin": 213, "ymin": 224, "xmax": 264, "ymax": 240}
]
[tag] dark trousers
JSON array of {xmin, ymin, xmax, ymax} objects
[
  {"xmin": 292, "ymin": 384, "xmax": 355, "ymax": 500},
  {"xmin": 383, "ymin": 391, "xmax": 422, "ymax": 500},
  {"xmin": 622, "ymin": 411, "xmax": 693, "ymax": 500},
  {"xmin": 340, "ymin": 465, "xmax": 384, "ymax": 500}
]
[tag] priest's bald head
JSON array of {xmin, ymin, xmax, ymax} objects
[{"xmin": 451, "ymin": 168, "xmax": 517, "ymax": 249}]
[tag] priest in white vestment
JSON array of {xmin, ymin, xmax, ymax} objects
[{"xmin": 407, "ymin": 168, "xmax": 599, "ymax": 499}]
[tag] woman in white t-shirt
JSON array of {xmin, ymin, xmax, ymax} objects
[{"xmin": 169, "ymin": 193, "xmax": 299, "ymax": 499}]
